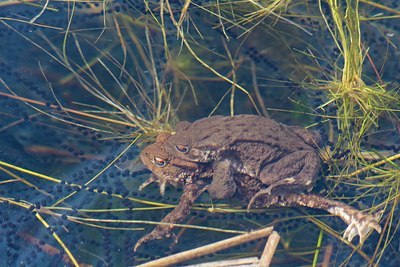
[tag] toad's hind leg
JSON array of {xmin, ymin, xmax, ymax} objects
[{"xmin": 248, "ymin": 151, "xmax": 320, "ymax": 210}]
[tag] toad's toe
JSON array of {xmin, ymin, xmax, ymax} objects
[
  {"xmin": 247, "ymin": 188, "xmax": 273, "ymax": 211},
  {"xmin": 134, "ymin": 226, "xmax": 174, "ymax": 252},
  {"xmin": 343, "ymin": 212, "xmax": 382, "ymax": 244}
]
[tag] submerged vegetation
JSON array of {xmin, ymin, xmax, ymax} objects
[{"xmin": 0, "ymin": 0, "xmax": 399, "ymax": 266}]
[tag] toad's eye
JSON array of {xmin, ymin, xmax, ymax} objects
[
  {"xmin": 152, "ymin": 156, "xmax": 167, "ymax": 167},
  {"xmin": 175, "ymin": 145, "xmax": 189, "ymax": 153}
]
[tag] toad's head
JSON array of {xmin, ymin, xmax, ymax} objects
[{"xmin": 139, "ymin": 132, "xmax": 203, "ymax": 195}]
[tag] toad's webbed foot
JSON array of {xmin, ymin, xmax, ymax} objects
[
  {"xmin": 134, "ymin": 226, "xmax": 177, "ymax": 251},
  {"xmin": 334, "ymin": 207, "xmax": 382, "ymax": 243}
]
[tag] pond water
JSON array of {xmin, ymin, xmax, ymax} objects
[{"xmin": 0, "ymin": 1, "xmax": 399, "ymax": 266}]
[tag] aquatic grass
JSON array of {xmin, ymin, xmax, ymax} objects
[
  {"xmin": 316, "ymin": 0, "xmax": 400, "ymax": 159},
  {"xmin": 0, "ymin": 197, "xmax": 80, "ymax": 266},
  {"xmin": 284, "ymin": 0, "xmax": 400, "ymax": 264},
  {"xmin": 1, "ymin": 14, "xmax": 177, "ymax": 140},
  {"xmin": 0, "ymin": 158, "xmax": 256, "ymax": 265},
  {"xmin": 313, "ymin": 0, "xmax": 399, "ymax": 209},
  {"xmin": 1, "ymin": 0, "xmax": 399, "ymax": 265},
  {"xmin": 320, "ymin": 130, "xmax": 400, "ymax": 260},
  {"xmin": 327, "ymin": 154, "xmax": 400, "ymax": 264},
  {"xmin": 360, "ymin": 0, "xmax": 400, "ymax": 16},
  {"xmin": 0, "ymin": 153, "xmax": 378, "ymax": 264},
  {"xmin": 191, "ymin": 0, "xmax": 310, "ymax": 37},
  {"xmin": 312, "ymin": 229, "xmax": 324, "ymax": 267},
  {"xmin": 138, "ymin": 0, "xmax": 316, "ymax": 119},
  {"xmin": 0, "ymin": 159, "xmax": 252, "ymax": 233},
  {"xmin": 51, "ymin": 137, "xmax": 139, "ymax": 207},
  {"xmin": 0, "ymin": 187, "xmax": 250, "ymax": 265},
  {"xmin": 150, "ymin": 0, "xmax": 264, "ymax": 115}
]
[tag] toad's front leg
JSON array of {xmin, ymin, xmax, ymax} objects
[
  {"xmin": 207, "ymin": 159, "xmax": 237, "ymax": 199},
  {"xmin": 134, "ymin": 180, "xmax": 208, "ymax": 251}
]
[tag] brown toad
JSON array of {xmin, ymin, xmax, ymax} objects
[
  {"xmin": 164, "ymin": 115, "xmax": 322, "ymax": 202},
  {"xmin": 134, "ymin": 115, "xmax": 381, "ymax": 251}
]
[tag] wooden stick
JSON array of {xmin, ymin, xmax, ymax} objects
[
  {"xmin": 186, "ymin": 257, "xmax": 260, "ymax": 267},
  {"xmin": 260, "ymin": 231, "xmax": 280, "ymax": 267},
  {"xmin": 136, "ymin": 227, "xmax": 273, "ymax": 267}
]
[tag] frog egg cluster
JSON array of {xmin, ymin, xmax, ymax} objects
[{"xmin": 0, "ymin": 122, "xmax": 166, "ymax": 265}]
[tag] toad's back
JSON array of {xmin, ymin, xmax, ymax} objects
[{"xmin": 182, "ymin": 115, "xmax": 318, "ymax": 152}]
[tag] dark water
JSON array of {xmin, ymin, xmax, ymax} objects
[{"xmin": 0, "ymin": 1, "xmax": 399, "ymax": 266}]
